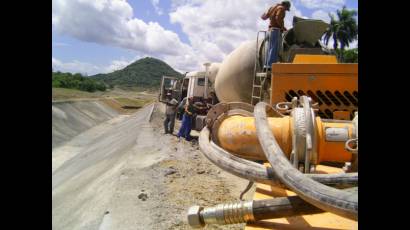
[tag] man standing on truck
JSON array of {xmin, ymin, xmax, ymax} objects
[
  {"xmin": 164, "ymin": 93, "xmax": 178, "ymax": 134},
  {"xmin": 261, "ymin": 0, "xmax": 291, "ymax": 69},
  {"xmin": 177, "ymin": 97, "xmax": 195, "ymax": 141}
]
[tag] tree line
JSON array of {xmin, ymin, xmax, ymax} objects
[{"xmin": 52, "ymin": 71, "xmax": 107, "ymax": 92}]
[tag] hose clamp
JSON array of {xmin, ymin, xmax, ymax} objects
[{"xmin": 289, "ymin": 96, "xmax": 318, "ymax": 173}]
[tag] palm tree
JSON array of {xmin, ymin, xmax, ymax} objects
[{"xmin": 323, "ymin": 6, "xmax": 358, "ymax": 61}]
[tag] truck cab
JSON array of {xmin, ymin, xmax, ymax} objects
[
  {"xmin": 184, "ymin": 71, "xmax": 213, "ymax": 104},
  {"xmin": 159, "ymin": 63, "xmax": 215, "ymax": 107},
  {"xmin": 158, "ymin": 63, "xmax": 217, "ymax": 130}
]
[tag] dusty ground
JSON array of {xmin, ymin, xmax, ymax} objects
[
  {"xmin": 145, "ymin": 103, "xmax": 252, "ymax": 229},
  {"xmin": 52, "ymin": 101, "xmax": 252, "ymax": 230}
]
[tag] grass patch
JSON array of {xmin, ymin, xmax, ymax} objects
[
  {"xmin": 115, "ymin": 97, "xmax": 153, "ymax": 109},
  {"xmin": 52, "ymin": 88, "xmax": 103, "ymax": 100},
  {"xmin": 52, "ymin": 87, "xmax": 157, "ymax": 109}
]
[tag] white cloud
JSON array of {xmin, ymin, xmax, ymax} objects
[
  {"xmin": 54, "ymin": 0, "xmax": 344, "ymax": 73},
  {"xmin": 52, "ymin": 57, "xmax": 101, "ymax": 75},
  {"xmin": 299, "ymin": 0, "xmax": 345, "ymax": 10},
  {"xmin": 311, "ymin": 10, "xmax": 331, "ymax": 23},
  {"xmin": 346, "ymin": 39, "xmax": 358, "ymax": 49},
  {"xmin": 150, "ymin": 0, "xmax": 163, "ymax": 15},
  {"xmin": 104, "ymin": 59, "xmax": 133, "ymax": 72},
  {"xmin": 322, "ymin": 36, "xmax": 357, "ymax": 50},
  {"xmin": 170, "ymin": 0, "xmax": 203, "ymax": 10},
  {"xmin": 52, "ymin": 57, "xmax": 140, "ymax": 75},
  {"xmin": 170, "ymin": 0, "xmax": 305, "ymax": 64},
  {"xmin": 52, "ymin": 0, "xmax": 192, "ymax": 56},
  {"xmin": 52, "ymin": 0, "xmax": 203, "ymax": 71}
]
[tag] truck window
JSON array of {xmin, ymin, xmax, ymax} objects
[
  {"xmin": 197, "ymin": 78, "xmax": 205, "ymax": 86},
  {"xmin": 164, "ymin": 79, "xmax": 174, "ymax": 89}
]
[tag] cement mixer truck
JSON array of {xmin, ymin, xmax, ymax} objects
[
  {"xmin": 160, "ymin": 16, "xmax": 356, "ymax": 132},
  {"xmin": 182, "ymin": 16, "xmax": 358, "ymax": 229}
]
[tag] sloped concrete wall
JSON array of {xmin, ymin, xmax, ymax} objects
[{"xmin": 52, "ymin": 100, "xmax": 119, "ymax": 149}]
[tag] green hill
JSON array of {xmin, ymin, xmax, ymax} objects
[{"xmin": 91, "ymin": 57, "xmax": 182, "ymax": 89}]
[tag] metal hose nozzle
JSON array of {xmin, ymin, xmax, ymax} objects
[{"xmin": 187, "ymin": 200, "xmax": 254, "ymax": 228}]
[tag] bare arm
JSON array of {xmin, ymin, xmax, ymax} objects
[
  {"xmin": 261, "ymin": 7, "xmax": 272, "ymax": 20},
  {"xmin": 184, "ymin": 105, "xmax": 192, "ymax": 115}
]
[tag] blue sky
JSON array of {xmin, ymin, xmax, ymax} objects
[{"xmin": 52, "ymin": 0, "xmax": 358, "ymax": 75}]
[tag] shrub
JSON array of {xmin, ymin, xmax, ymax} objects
[{"xmin": 52, "ymin": 71, "xmax": 106, "ymax": 92}]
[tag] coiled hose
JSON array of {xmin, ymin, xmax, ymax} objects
[
  {"xmin": 199, "ymin": 127, "xmax": 358, "ymax": 188},
  {"xmin": 254, "ymin": 102, "xmax": 358, "ymax": 220}
]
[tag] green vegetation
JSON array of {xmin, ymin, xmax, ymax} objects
[
  {"xmin": 115, "ymin": 97, "xmax": 152, "ymax": 108},
  {"xmin": 52, "ymin": 88, "xmax": 104, "ymax": 100},
  {"xmin": 91, "ymin": 57, "xmax": 182, "ymax": 89},
  {"xmin": 335, "ymin": 48, "xmax": 358, "ymax": 63},
  {"xmin": 52, "ymin": 72, "xmax": 107, "ymax": 92},
  {"xmin": 323, "ymin": 6, "xmax": 358, "ymax": 62}
]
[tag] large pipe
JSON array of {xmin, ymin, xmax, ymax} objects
[
  {"xmin": 216, "ymin": 115, "xmax": 291, "ymax": 160},
  {"xmin": 254, "ymin": 102, "xmax": 358, "ymax": 220},
  {"xmin": 215, "ymin": 115, "xmax": 355, "ymax": 163},
  {"xmin": 199, "ymin": 127, "xmax": 358, "ymax": 188}
]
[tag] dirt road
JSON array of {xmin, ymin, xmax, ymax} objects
[{"xmin": 52, "ymin": 102, "xmax": 251, "ymax": 230}]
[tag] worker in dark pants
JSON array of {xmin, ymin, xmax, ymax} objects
[
  {"xmin": 209, "ymin": 91, "xmax": 219, "ymax": 105},
  {"xmin": 177, "ymin": 97, "xmax": 195, "ymax": 141},
  {"xmin": 261, "ymin": 0, "xmax": 290, "ymax": 70},
  {"xmin": 164, "ymin": 93, "xmax": 178, "ymax": 135}
]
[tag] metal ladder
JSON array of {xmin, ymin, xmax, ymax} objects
[{"xmin": 251, "ymin": 31, "xmax": 269, "ymax": 106}]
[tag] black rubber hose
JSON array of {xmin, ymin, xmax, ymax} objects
[
  {"xmin": 253, "ymin": 186, "xmax": 358, "ymax": 222},
  {"xmin": 252, "ymin": 196, "xmax": 323, "ymax": 220},
  {"xmin": 254, "ymin": 102, "xmax": 358, "ymax": 220},
  {"xmin": 199, "ymin": 127, "xmax": 358, "ymax": 188}
]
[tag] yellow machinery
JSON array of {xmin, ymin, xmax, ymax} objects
[
  {"xmin": 270, "ymin": 54, "xmax": 357, "ymax": 120},
  {"xmin": 216, "ymin": 54, "xmax": 358, "ymax": 166},
  {"xmin": 216, "ymin": 114, "xmax": 356, "ymax": 164},
  {"xmin": 187, "ymin": 54, "xmax": 358, "ymax": 229},
  {"xmin": 246, "ymin": 54, "xmax": 358, "ymax": 229}
]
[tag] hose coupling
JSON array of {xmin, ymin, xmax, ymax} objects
[{"xmin": 187, "ymin": 200, "xmax": 254, "ymax": 228}]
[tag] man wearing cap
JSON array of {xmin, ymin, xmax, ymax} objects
[
  {"xmin": 164, "ymin": 93, "xmax": 178, "ymax": 134},
  {"xmin": 261, "ymin": 0, "xmax": 291, "ymax": 69}
]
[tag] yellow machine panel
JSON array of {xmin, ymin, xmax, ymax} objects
[
  {"xmin": 292, "ymin": 54, "xmax": 338, "ymax": 64},
  {"xmin": 270, "ymin": 56, "xmax": 358, "ymax": 119}
]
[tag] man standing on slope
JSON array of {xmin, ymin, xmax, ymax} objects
[
  {"xmin": 164, "ymin": 93, "xmax": 178, "ymax": 135},
  {"xmin": 261, "ymin": 0, "xmax": 291, "ymax": 69}
]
